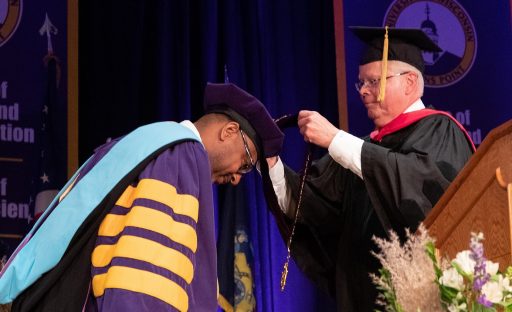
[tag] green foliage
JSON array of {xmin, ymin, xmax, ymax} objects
[
  {"xmin": 374, "ymin": 268, "xmax": 405, "ymax": 312},
  {"xmin": 426, "ymin": 241, "xmax": 442, "ymax": 279}
]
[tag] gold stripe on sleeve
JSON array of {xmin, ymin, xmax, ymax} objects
[
  {"xmin": 115, "ymin": 185, "xmax": 135, "ymax": 209},
  {"xmin": 92, "ymin": 235, "xmax": 194, "ymax": 283},
  {"xmin": 115, "ymin": 179, "xmax": 199, "ymax": 222},
  {"xmin": 92, "ymin": 266, "xmax": 189, "ymax": 311},
  {"xmin": 98, "ymin": 206, "xmax": 197, "ymax": 252}
]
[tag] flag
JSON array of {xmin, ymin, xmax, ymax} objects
[
  {"xmin": 32, "ymin": 53, "xmax": 62, "ymax": 220},
  {"xmin": 215, "ymin": 70, "xmax": 256, "ymax": 311},
  {"xmin": 216, "ymin": 71, "xmax": 256, "ymax": 311},
  {"xmin": 217, "ymin": 183, "xmax": 256, "ymax": 312},
  {"xmin": 32, "ymin": 14, "xmax": 64, "ymax": 220}
]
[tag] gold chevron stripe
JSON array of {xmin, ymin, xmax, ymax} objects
[
  {"xmin": 92, "ymin": 266, "xmax": 188, "ymax": 311},
  {"xmin": 116, "ymin": 179, "xmax": 199, "ymax": 222},
  {"xmin": 98, "ymin": 205, "xmax": 197, "ymax": 252},
  {"xmin": 92, "ymin": 235, "xmax": 194, "ymax": 283}
]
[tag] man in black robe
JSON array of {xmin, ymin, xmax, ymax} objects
[{"xmin": 266, "ymin": 27, "xmax": 475, "ymax": 311}]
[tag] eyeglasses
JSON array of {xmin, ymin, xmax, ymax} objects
[
  {"xmin": 238, "ymin": 129, "xmax": 255, "ymax": 174},
  {"xmin": 354, "ymin": 71, "xmax": 410, "ymax": 92}
]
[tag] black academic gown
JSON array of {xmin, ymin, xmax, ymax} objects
[{"xmin": 281, "ymin": 114, "xmax": 473, "ymax": 311}]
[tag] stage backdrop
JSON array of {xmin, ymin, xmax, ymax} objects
[
  {"xmin": 0, "ymin": 0, "xmax": 510, "ymax": 311},
  {"xmin": 336, "ymin": 0, "xmax": 512, "ymax": 139},
  {"xmin": 0, "ymin": 0, "xmax": 67, "ymax": 259}
]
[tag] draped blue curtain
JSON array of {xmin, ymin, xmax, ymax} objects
[{"xmin": 79, "ymin": 1, "xmax": 338, "ymax": 310}]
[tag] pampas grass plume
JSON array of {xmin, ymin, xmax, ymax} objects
[{"xmin": 371, "ymin": 224, "xmax": 442, "ymax": 312}]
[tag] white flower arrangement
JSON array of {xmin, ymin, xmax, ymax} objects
[{"xmin": 372, "ymin": 224, "xmax": 512, "ymax": 312}]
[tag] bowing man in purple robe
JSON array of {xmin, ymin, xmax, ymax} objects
[{"xmin": 1, "ymin": 83, "xmax": 283, "ymax": 312}]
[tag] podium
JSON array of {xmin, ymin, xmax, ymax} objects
[{"xmin": 424, "ymin": 119, "xmax": 512, "ymax": 269}]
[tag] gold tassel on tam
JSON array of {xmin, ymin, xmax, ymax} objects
[{"xmin": 377, "ymin": 26, "xmax": 389, "ymax": 103}]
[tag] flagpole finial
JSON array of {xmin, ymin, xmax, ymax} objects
[{"xmin": 39, "ymin": 13, "xmax": 58, "ymax": 56}]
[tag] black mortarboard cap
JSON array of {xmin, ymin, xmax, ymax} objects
[
  {"xmin": 203, "ymin": 82, "xmax": 284, "ymax": 160},
  {"xmin": 350, "ymin": 26, "xmax": 442, "ymax": 73}
]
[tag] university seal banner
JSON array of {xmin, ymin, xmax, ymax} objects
[
  {"xmin": 338, "ymin": 0, "xmax": 512, "ymax": 142},
  {"xmin": 0, "ymin": 0, "xmax": 67, "ymax": 260}
]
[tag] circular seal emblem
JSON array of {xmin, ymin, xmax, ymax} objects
[
  {"xmin": 0, "ymin": 0, "xmax": 23, "ymax": 47},
  {"xmin": 384, "ymin": 0, "xmax": 477, "ymax": 88}
]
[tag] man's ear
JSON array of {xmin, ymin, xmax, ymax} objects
[
  {"xmin": 404, "ymin": 72, "xmax": 418, "ymax": 95},
  {"xmin": 220, "ymin": 121, "xmax": 240, "ymax": 141}
]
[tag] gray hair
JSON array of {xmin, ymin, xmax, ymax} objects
[{"xmin": 388, "ymin": 60, "xmax": 424, "ymax": 98}]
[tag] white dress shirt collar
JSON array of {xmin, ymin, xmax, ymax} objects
[
  {"xmin": 179, "ymin": 120, "xmax": 203, "ymax": 143},
  {"xmin": 404, "ymin": 98, "xmax": 426, "ymax": 113}
]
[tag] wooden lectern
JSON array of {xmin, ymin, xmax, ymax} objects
[{"xmin": 424, "ymin": 119, "xmax": 512, "ymax": 269}]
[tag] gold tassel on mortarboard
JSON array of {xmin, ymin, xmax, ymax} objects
[{"xmin": 377, "ymin": 26, "xmax": 389, "ymax": 103}]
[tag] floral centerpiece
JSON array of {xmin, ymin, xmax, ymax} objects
[{"xmin": 372, "ymin": 225, "xmax": 512, "ymax": 312}]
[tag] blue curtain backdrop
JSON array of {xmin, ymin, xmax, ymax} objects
[{"xmin": 79, "ymin": 0, "xmax": 337, "ymax": 311}]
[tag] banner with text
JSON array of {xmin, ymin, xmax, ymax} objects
[{"xmin": 0, "ymin": 0, "xmax": 67, "ymax": 259}]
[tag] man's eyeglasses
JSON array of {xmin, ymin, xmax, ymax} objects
[
  {"xmin": 354, "ymin": 71, "xmax": 410, "ymax": 92},
  {"xmin": 238, "ymin": 129, "xmax": 255, "ymax": 174}
]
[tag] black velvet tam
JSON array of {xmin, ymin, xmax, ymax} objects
[{"xmin": 350, "ymin": 26, "xmax": 442, "ymax": 73}]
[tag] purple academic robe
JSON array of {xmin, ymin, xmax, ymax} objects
[
  {"xmin": 11, "ymin": 134, "xmax": 217, "ymax": 312},
  {"xmin": 87, "ymin": 140, "xmax": 217, "ymax": 311}
]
